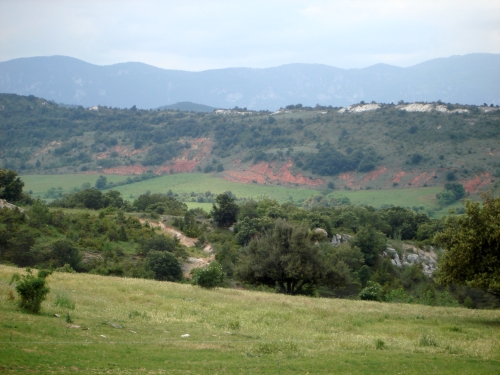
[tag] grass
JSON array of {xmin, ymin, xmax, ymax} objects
[
  {"xmin": 22, "ymin": 173, "xmax": 457, "ymax": 216},
  {"xmin": 1, "ymin": 264, "xmax": 499, "ymax": 374},
  {"xmin": 21, "ymin": 174, "xmax": 129, "ymax": 198}
]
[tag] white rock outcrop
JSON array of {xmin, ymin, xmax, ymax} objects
[
  {"xmin": 338, "ymin": 103, "xmax": 380, "ymax": 113},
  {"xmin": 382, "ymin": 244, "xmax": 438, "ymax": 276}
]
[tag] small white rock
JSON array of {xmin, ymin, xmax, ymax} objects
[
  {"xmin": 100, "ymin": 335, "xmax": 107, "ymax": 338},
  {"xmin": 181, "ymin": 334, "xmax": 190, "ymax": 338}
]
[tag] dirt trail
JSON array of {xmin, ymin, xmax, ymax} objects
[
  {"xmin": 138, "ymin": 219, "xmax": 197, "ymax": 247},
  {"xmin": 139, "ymin": 219, "xmax": 214, "ymax": 278},
  {"xmin": 182, "ymin": 245, "xmax": 215, "ymax": 278}
]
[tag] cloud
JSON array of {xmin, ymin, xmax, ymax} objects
[{"xmin": 0, "ymin": 0, "xmax": 498, "ymax": 70}]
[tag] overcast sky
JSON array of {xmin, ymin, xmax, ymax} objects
[{"xmin": 1, "ymin": 0, "xmax": 499, "ymax": 71}]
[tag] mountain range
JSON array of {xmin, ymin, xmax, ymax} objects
[{"xmin": 0, "ymin": 54, "xmax": 499, "ymax": 110}]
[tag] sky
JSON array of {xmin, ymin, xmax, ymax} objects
[{"xmin": 0, "ymin": 0, "xmax": 499, "ymax": 71}]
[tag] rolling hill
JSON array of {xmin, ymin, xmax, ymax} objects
[{"xmin": 1, "ymin": 93, "xmax": 499, "ymax": 208}]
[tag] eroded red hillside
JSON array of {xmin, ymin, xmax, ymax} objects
[{"xmin": 224, "ymin": 161, "xmax": 324, "ymax": 186}]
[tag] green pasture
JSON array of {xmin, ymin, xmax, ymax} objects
[
  {"xmin": 21, "ymin": 174, "xmax": 129, "ymax": 198},
  {"xmin": 1, "ymin": 265, "xmax": 499, "ymax": 374},
  {"xmin": 21, "ymin": 173, "xmax": 456, "ymax": 216}
]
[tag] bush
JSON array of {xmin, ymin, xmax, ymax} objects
[
  {"xmin": 359, "ymin": 281, "xmax": 382, "ymax": 301},
  {"xmin": 146, "ymin": 250, "xmax": 183, "ymax": 281},
  {"xmin": 191, "ymin": 262, "xmax": 225, "ymax": 289},
  {"xmin": 10, "ymin": 268, "xmax": 52, "ymax": 313}
]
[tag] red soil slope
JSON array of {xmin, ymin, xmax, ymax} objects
[
  {"xmin": 224, "ymin": 161, "xmax": 324, "ymax": 186},
  {"xmin": 461, "ymin": 173, "xmax": 491, "ymax": 193},
  {"xmin": 100, "ymin": 138, "xmax": 213, "ymax": 175}
]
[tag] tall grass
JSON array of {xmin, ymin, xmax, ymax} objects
[{"xmin": 1, "ymin": 265, "xmax": 499, "ymax": 374}]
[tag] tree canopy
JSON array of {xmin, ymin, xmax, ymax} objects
[
  {"xmin": 211, "ymin": 193, "xmax": 239, "ymax": 227},
  {"xmin": 434, "ymin": 194, "xmax": 500, "ymax": 296},
  {"xmin": 238, "ymin": 219, "xmax": 324, "ymax": 295},
  {"xmin": 0, "ymin": 169, "xmax": 24, "ymax": 201}
]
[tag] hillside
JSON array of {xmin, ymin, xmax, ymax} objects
[
  {"xmin": 157, "ymin": 101, "xmax": 217, "ymax": 112},
  {"xmin": 0, "ymin": 54, "xmax": 499, "ymax": 109},
  {"xmin": 1, "ymin": 93, "xmax": 499, "ymax": 207},
  {"xmin": 1, "ymin": 265, "xmax": 499, "ymax": 374}
]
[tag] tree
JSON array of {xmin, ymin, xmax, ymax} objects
[
  {"xmin": 437, "ymin": 182, "xmax": 466, "ymax": 206},
  {"xmin": 51, "ymin": 240, "xmax": 82, "ymax": 270},
  {"xmin": 95, "ymin": 175, "xmax": 107, "ymax": 190},
  {"xmin": 434, "ymin": 194, "xmax": 500, "ymax": 296},
  {"xmin": 10, "ymin": 268, "xmax": 52, "ymax": 313},
  {"xmin": 146, "ymin": 250, "xmax": 183, "ymax": 281},
  {"xmin": 351, "ymin": 225, "xmax": 387, "ymax": 266},
  {"xmin": 237, "ymin": 219, "xmax": 324, "ymax": 295},
  {"xmin": 0, "ymin": 169, "xmax": 24, "ymax": 201},
  {"xmin": 211, "ymin": 193, "xmax": 239, "ymax": 227}
]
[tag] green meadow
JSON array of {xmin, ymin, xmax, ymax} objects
[
  {"xmin": 1, "ymin": 265, "xmax": 499, "ymax": 374},
  {"xmin": 21, "ymin": 173, "xmax": 454, "ymax": 215}
]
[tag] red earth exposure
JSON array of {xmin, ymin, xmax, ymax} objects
[
  {"xmin": 224, "ymin": 161, "xmax": 324, "ymax": 186},
  {"xmin": 461, "ymin": 173, "xmax": 491, "ymax": 193}
]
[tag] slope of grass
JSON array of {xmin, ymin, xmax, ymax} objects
[
  {"xmin": 22, "ymin": 173, "xmax": 451, "ymax": 213},
  {"xmin": 21, "ymin": 174, "xmax": 129, "ymax": 198},
  {"xmin": 1, "ymin": 265, "xmax": 499, "ymax": 374}
]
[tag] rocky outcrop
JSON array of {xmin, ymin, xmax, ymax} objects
[
  {"xmin": 0, "ymin": 199, "xmax": 24, "ymax": 212},
  {"xmin": 338, "ymin": 103, "xmax": 380, "ymax": 113},
  {"xmin": 330, "ymin": 233, "xmax": 353, "ymax": 246},
  {"xmin": 397, "ymin": 103, "xmax": 469, "ymax": 114},
  {"xmin": 383, "ymin": 245, "xmax": 438, "ymax": 276}
]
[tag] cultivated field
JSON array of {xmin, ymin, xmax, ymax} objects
[
  {"xmin": 21, "ymin": 173, "xmax": 460, "ymax": 216},
  {"xmin": 1, "ymin": 265, "xmax": 499, "ymax": 374}
]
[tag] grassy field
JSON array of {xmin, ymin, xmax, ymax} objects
[
  {"xmin": 21, "ymin": 174, "xmax": 130, "ymax": 197},
  {"xmin": 1, "ymin": 265, "xmax": 498, "ymax": 374},
  {"xmin": 21, "ymin": 173, "xmax": 457, "ymax": 216}
]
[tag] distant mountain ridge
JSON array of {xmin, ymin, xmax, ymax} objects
[{"xmin": 0, "ymin": 54, "xmax": 498, "ymax": 110}]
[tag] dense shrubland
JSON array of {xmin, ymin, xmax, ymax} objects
[{"xmin": 1, "ymin": 169, "xmax": 498, "ymax": 308}]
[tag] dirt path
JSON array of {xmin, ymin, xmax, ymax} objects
[
  {"xmin": 138, "ymin": 219, "xmax": 197, "ymax": 247},
  {"xmin": 181, "ymin": 245, "xmax": 215, "ymax": 278},
  {"xmin": 139, "ymin": 219, "xmax": 214, "ymax": 278}
]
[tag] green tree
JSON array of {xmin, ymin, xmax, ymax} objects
[
  {"xmin": 0, "ymin": 169, "xmax": 24, "ymax": 201},
  {"xmin": 146, "ymin": 250, "xmax": 183, "ymax": 281},
  {"xmin": 10, "ymin": 268, "xmax": 52, "ymax": 313},
  {"xmin": 434, "ymin": 194, "xmax": 500, "ymax": 296},
  {"xmin": 351, "ymin": 225, "xmax": 387, "ymax": 266},
  {"xmin": 237, "ymin": 219, "xmax": 324, "ymax": 295},
  {"xmin": 95, "ymin": 175, "xmax": 107, "ymax": 190},
  {"xmin": 51, "ymin": 240, "xmax": 82, "ymax": 270},
  {"xmin": 211, "ymin": 193, "xmax": 239, "ymax": 227}
]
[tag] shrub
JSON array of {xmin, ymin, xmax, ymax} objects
[
  {"xmin": 385, "ymin": 287, "xmax": 408, "ymax": 303},
  {"xmin": 146, "ymin": 251, "xmax": 183, "ymax": 282},
  {"xmin": 359, "ymin": 281, "xmax": 382, "ymax": 301},
  {"xmin": 375, "ymin": 339, "xmax": 386, "ymax": 350},
  {"xmin": 191, "ymin": 262, "xmax": 225, "ymax": 289},
  {"xmin": 10, "ymin": 268, "xmax": 52, "ymax": 314}
]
